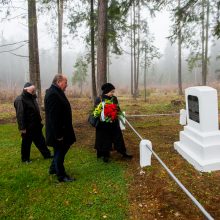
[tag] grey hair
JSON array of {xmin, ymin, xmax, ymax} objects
[{"xmin": 52, "ymin": 74, "xmax": 65, "ymax": 84}]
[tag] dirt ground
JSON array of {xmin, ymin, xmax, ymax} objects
[
  {"xmin": 71, "ymin": 97, "xmax": 220, "ymax": 220},
  {"xmin": 1, "ymin": 96, "xmax": 220, "ymax": 220}
]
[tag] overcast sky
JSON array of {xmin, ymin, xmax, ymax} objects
[
  {"xmin": 0, "ymin": 3, "xmax": 171, "ymax": 54},
  {"xmin": 149, "ymin": 11, "xmax": 171, "ymax": 52},
  {"xmin": 0, "ymin": 2, "xmax": 173, "ymax": 89}
]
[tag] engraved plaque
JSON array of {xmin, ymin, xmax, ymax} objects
[{"xmin": 188, "ymin": 95, "xmax": 200, "ymax": 123}]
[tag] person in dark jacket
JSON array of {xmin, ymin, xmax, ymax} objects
[
  {"xmin": 94, "ymin": 83, "xmax": 132, "ymax": 162},
  {"xmin": 14, "ymin": 82, "xmax": 52, "ymax": 163},
  {"xmin": 44, "ymin": 74, "xmax": 76, "ymax": 182}
]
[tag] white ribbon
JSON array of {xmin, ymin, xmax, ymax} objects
[{"xmin": 101, "ymin": 101, "xmax": 105, "ymax": 121}]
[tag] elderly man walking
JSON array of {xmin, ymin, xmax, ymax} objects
[
  {"xmin": 44, "ymin": 74, "xmax": 76, "ymax": 182},
  {"xmin": 14, "ymin": 82, "xmax": 52, "ymax": 163}
]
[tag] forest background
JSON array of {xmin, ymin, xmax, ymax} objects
[{"xmin": 1, "ymin": 0, "xmax": 220, "ymax": 100}]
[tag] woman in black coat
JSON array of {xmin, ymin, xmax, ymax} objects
[{"xmin": 94, "ymin": 83, "xmax": 132, "ymax": 162}]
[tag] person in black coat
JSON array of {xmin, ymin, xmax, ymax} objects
[
  {"xmin": 44, "ymin": 74, "xmax": 76, "ymax": 182},
  {"xmin": 14, "ymin": 82, "xmax": 52, "ymax": 163},
  {"xmin": 95, "ymin": 83, "xmax": 132, "ymax": 162}
]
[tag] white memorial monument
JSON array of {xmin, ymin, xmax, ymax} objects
[{"xmin": 174, "ymin": 86, "xmax": 220, "ymax": 172}]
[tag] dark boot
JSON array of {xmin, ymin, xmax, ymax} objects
[
  {"xmin": 97, "ymin": 150, "xmax": 103, "ymax": 158},
  {"xmin": 122, "ymin": 152, "xmax": 133, "ymax": 159},
  {"xmin": 103, "ymin": 151, "xmax": 110, "ymax": 162},
  {"xmin": 103, "ymin": 157, "xmax": 109, "ymax": 163}
]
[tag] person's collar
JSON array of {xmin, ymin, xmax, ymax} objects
[
  {"xmin": 52, "ymin": 83, "xmax": 63, "ymax": 92},
  {"xmin": 102, "ymin": 94, "xmax": 111, "ymax": 99},
  {"xmin": 22, "ymin": 90, "xmax": 37, "ymax": 98}
]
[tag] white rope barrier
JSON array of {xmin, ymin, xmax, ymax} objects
[
  {"xmin": 127, "ymin": 112, "xmax": 220, "ymax": 117},
  {"xmin": 126, "ymin": 113, "xmax": 180, "ymax": 117},
  {"xmin": 125, "ymin": 118, "xmax": 214, "ymax": 220}
]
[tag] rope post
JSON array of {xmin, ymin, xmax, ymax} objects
[{"xmin": 140, "ymin": 140, "xmax": 152, "ymax": 168}]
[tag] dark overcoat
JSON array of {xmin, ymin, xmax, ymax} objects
[
  {"xmin": 94, "ymin": 95, "xmax": 126, "ymax": 154},
  {"xmin": 14, "ymin": 91, "xmax": 42, "ymax": 131},
  {"xmin": 44, "ymin": 84, "xmax": 76, "ymax": 146}
]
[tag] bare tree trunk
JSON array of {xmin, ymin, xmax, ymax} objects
[
  {"xmin": 144, "ymin": 47, "xmax": 147, "ymax": 102},
  {"xmin": 90, "ymin": 0, "xmax": 97, "ymax": 102},
  {"xmin": 178, "ymin": 0, "xmax": 183, "ymax": 95},
  {"xmin": 28, "ymin": 0, "xmax": 35, "ymax": 83},
  {"xmin": 204, "ymin": 0, "xmax": 209, "ymax": 84},
  {"xmin": 57, "ymin": 0, "xmax": 63, "ymax": 74},
  {"xmin": 130, "ymin": 9, "xmax": 134, "ymax": 96},
  {"xmin": 136, "ymin": 0, "xmax": 140, "ymax": 96},
  {"xmin": 133, "ymin": 1, "xmax": 137, "ymax": 98},
  {"xmin": 107, "ymin": 48, "xmax": 110, "ymax": 82},
  {"xmin": 97, "ymin": 0, "xmax": 108, "ymax": 95},
  {"xmin": 28, "ymin": 0, "xmax": 42, "ymax": 105},
  {"xmin": 201, "ymin": 0, "xmax": 205, "ymax": 85}
]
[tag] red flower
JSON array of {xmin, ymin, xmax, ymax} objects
[{"xmin": 104, "ymin": 103, "xmax": 118, "ymax": 121}]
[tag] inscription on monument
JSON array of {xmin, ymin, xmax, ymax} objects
[{"xmin": 188, "ymin": 95, "xmax": 200, "ymax": 123}]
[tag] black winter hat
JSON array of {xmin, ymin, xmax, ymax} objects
[
  {"xmin": 101, "ymin": 83, "xmax": 115, "ymax": 94},
  {"xmin": 23, "ymin": 82, "xmax": 33, "ymax": 88}
]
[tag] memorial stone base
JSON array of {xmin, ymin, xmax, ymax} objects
[
  {"xmin": 174, "ymin": 126, "xmax": 220, "ymax": 171},
  {"xmin": 174, "ymin": 86, "xmax": 220, "ymax": 172}
]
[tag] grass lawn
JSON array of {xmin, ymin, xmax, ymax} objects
[{"xmin": 0, "ymin": 124, "xmax": 129, "ymax": 220}]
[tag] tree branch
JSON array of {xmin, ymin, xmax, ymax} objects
[
  {"xmin": 1, "ymin": 13, "xmax": 27, "ymax": 21},
  {"xmin": 0, "ymin": 40, "xmax": 28, "ymax": 47},
  {"xmin": 0, "ymin": 43, "xmax": 27, "ymax": 53},
  {"xmin": 9, "ymin": 52, "xmax": 28, "ymax": 58}
]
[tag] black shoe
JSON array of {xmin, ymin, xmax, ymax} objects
[
  {"xmin": 97, "ymin": 151, "xmax": 103, "ymax": 158},
  {"xmin": 122, "ymin": 153, "xmax": 133, "ymax": 159},
  {"xmin": 103, "ymin": 157, "xmax": 109, "ymax": 163},
  {"xmin": 58, "ymin": 176, "xmax": 76, "ymax": 182}
]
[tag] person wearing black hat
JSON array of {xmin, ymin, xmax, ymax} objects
[
  {"xmin": 14, "ymin": 82, "xmax": 52, "ymax": 163},
  {"xmin": 94, "ymin": 83, "xmax": 132, "ymax": 162}
]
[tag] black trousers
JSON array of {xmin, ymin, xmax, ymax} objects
[
  {"xmin": 49, "ymin": 142, "xmax": 70, "ymax": 180},
  {"xmin": 21, "ymin": 128, "xmax": 51, "ymax": 161},
  {"xmin": 95, "ymin": 121, "xmax": 127, "ymax": 158}
]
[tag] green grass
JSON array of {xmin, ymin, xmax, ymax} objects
[
  {"xmin": 0, "ymin": 124, "xmax": 129, "ymax": 220},
  {"xmin": 0, "ymin": 103, "xmax": 15, "ymax": 121}
]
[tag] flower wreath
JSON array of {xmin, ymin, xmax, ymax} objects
[{"xmin": 93, "ymin": 97, "xmax": 122, "ymax": 123}]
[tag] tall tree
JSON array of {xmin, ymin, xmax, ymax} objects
[
  {"xmin": 28, "ymin": 0, "xmax": 42, "ymax": 105},
  {"xmin": 72, "ymin": 56, "xmax": 88, "ymax": 96},
  {"xmin": 130, "ymin": 9, "xmax": 134, "ymax": 96},
  {"xmin": 57, "ymin": 0, "xmax": 64, "ymax": 74},
  {"xmin": 201, "ymin": 0, "xmax": 205, "ymax": 84},
  {"xmin": 68, "ymin": 0, "xmax": 133, "ymax": 95},
  {"xmin": 203, "ymin": 0, "xmax": 210, "ymax": 85},
  {"xmin": 173, "ymin": 0, "xmax": 211, "ymax": 85},
  {"xmin": 39, "ymin": 0, "xmax": 67, "ymax": 74},
  {"xmin": 97, "ymin": 0, "xmax": 108, "ymax": 95},
  {"xmin": 90, "ymin": 0, "xmax": 97, "ymax": 102},
  {"xmin": 135, "ymin": 0, "xmax": 140, "ymax": 97},
  {"xmin": 132, "ymin": 0, "xmax": 137, "ymax": 98},
  {"xmin": 177, "ymin": 0, "xmax": 183, "ymax": 95},
  {"xmin": 140, "ymin": 24, "xmax": 160, "ymax": 101}
]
